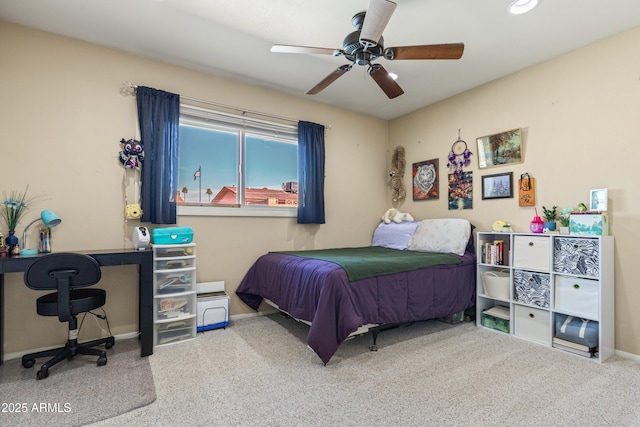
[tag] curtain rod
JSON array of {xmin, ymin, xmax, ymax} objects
[{"xmin": 121, "ymin": 81, "xmax": 330, "ymax": 129}]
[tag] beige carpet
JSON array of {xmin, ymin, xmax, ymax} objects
[
  {"xmin": 90, "ymin": 314, "xmax": 640, "ymax": 426},
  {"xmin": 0, "ymin": 338, "xmax": 156, "ymax": 427}
]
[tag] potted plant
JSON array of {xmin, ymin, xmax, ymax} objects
[
  {"xmin": 542, "ymin": 205, "xmax": 557, "ymax": 231},
  {"xmin": 559, "ymin": 207, "xmax": 573, "ymax": 234}
]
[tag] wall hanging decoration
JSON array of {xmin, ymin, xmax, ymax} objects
[
  {"xmin": 448, "ymin": 171, "xmax": 473, "ymax": 210},
  {"xmin": 447, "ymin": 129, "xmax": 472, "ymax": 181},
  {"xmin": 412, "ymin": 158, "xmax": 439, "ymax": 200},
  {"xmin": 482, "ymin": 172, "xmax": 514, "ymax": 200},
  {"xmin": 119, "ymin": 138, "xmax": 144, "ymax": 220},
  {"xmin": 388, "ymin": 146, "xmax": 406, "ymax": 206},
  {"xmin": 477, "ymin": 128, "xmax": 523, "ymax": 168},
  {"xmin": 518, "ymin": 172, "xmax": 535, "ymax": 206}
]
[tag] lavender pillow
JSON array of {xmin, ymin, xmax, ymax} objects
[{"xmin": 372, "ymin": 221, "xmax": 420, "ymax": 250}]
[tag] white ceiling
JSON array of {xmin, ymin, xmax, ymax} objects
[{"xmin": 2, "ymin": 0, "xmax": 640, "ymax": 120}]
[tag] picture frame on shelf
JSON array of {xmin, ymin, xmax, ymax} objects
[
  {"xmin": 590, "ymin": 188, "xmax": 608, "ymax": 211},
  {"xmin": 482, "ymin": 172, "xmax": 513, "ymax": 200},
  {"xmin": 477, "ymin": 128, "xmax": 523, "ymax": 169},
  {"xmin": 412, "ymin": 158, "xmax": 439, "ymax": 200}
]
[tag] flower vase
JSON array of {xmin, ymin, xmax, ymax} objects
[{"xmin": 6, "ymin": 231, "xmax": 18, "ymax": 257}]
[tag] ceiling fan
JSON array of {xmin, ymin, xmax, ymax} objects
[{"xmin": 271, "ymin": 0, "xmax": 464, "ymax": 99}]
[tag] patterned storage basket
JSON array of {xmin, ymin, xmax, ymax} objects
[
  {"xmin": 553, "ymin": 238, "xmax": 600, "ymax": 278},
  {"xmin": 513, "ymin": 269, "xmax": 550, "ymax": 308}
]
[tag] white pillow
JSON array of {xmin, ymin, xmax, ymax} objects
[{"xmin": 408, "ymin": 218, "xmax": 471, "ymax": 256}]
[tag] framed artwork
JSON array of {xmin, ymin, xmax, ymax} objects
[
  {"xmin": 482, "ymin": 172, "xmax": 513, "ymax": 200},
  {"xmin": 448, "ymin": 171, "xmax": 473, "ymax": 210},
  {"xmin": 590, "ymin": 188, "xmax": 608, "ymax": 211},
  {"xmin": 412, "ymin": 159, "xmax": 439, "ymax": 200},
  {"xmin": 477, "ymin": 128, "xmax": 523, "ymax": 169}
]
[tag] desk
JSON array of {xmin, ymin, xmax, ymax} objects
[{"xmin": 0, "ymin": 249, "xmax": 154, "ymax": 364}]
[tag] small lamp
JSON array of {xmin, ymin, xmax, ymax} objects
[{"xmin": 20, "ymin": 210, "xmax": 62, "ymax": 256}]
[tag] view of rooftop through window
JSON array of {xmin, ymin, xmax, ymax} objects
[{"xmin": 178, "ymin": 124, "xmax": 298, "ymax": 207}]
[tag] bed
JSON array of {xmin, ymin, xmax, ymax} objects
[{"xmin": 236, "ymin": 218, "xmax": 476, "ymax": 364}]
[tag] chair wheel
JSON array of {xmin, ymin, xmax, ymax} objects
[
  {"xmin": 105, "ymin": 341, "xmax": 114, "ymax": 350},
  {"xmin": 97, "ymin": 356, "xmax": 107, "ymax": 366},
  {"xmin": 22, "ymin": 358, "xmax": 35, "ymax": 369},
  {"xmin": 36, "ymin": 369, "xmax": 49, "ymax": 380}
]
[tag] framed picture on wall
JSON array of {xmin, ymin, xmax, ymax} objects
[
  {"xmin": 448, "ymin": 171, "xmax": 473, "ymax": 210},
  {"xmin": 482, "ymin": 172, "xmax": 514, "ymax": 200},
  {"xmin": 412, "ymin": 159, "xmax": 439, "ymax": 200},
  {"xmin": 477, "ymin": 128, "xmax": 523, "ymax": 169}
]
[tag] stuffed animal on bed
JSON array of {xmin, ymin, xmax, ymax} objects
[
  {"xmin": 382, "ymin": 208, "xmax": 414, "ymax": 224},
  {"xmin": 388, "ymin": 146, "xmax": 406, "ymax": 206}
]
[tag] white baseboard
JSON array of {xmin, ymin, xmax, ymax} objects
[
  {"xmin": 615, "ymin": 348, "xmax": 640, "ymax": 362},
  {"xmin": 230, "ymin": 309, "xmax": 278, "ymax": 321}
]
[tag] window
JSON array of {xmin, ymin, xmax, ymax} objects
[{"xmin": 177, "ymin": 104, "xmax": 298, "ymax": 217}]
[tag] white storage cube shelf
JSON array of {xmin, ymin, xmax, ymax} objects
[
  {"xmin": 476, "ymin": 232, "xmax": 614, "ymax": 362},
  {"xmin": 152, "ymin": 243, "xmax": 197, "ymax": 347}
]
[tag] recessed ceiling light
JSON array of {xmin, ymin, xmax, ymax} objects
[{"xmin": 509, "ymin": 0, "xmax": 540, "ymax": 15}]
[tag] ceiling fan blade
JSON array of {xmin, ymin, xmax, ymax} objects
[
  {"xmin": 271, "ymin": 44, "xmax": 340, "ymax": 56},
  {"xmin": 368, "ymin": 64, "xmax": 404, "ymax": 99},
  {"xmin": 385, "ymin": 43, "xmax": 465, "ymax": 60},
  {"xmin": 306, "ymin": 64, "xmax": 352, "ymax": 95},
  {"xmin": 360, "ymin": 0, "xmax": 397, "ymax": 47}
]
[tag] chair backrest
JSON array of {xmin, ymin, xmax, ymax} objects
[
  {"xmin": 24, "ymin": 253, "xmax": 102, "ymax": 291},
  {"xmin": 25, "ymin": 253, "xmax": 102, "ymax": 322}
]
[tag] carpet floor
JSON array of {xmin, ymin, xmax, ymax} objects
[
  {"xmin": 0, "ymin": 337, "xmax": 156, "ymax": 426},
  {"xmin": 90, "ymin": 314, "xmax": 640, "ymax": 426}
]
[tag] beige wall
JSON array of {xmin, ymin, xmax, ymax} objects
[
  {"xmin": 0, "ymin": 21, "xmax": 389, "ymax": 355},
  {"xmin": 390, "ymin": 27, "xmax": 640, "ymax": 355}
]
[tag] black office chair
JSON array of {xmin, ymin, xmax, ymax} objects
[{"xmin": 21, "ymin": 253, "xmax": 115, "ymax": 380}]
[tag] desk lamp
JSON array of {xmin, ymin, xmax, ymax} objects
[{"xmin": 20, "ymin": 210, "xmax": 62, "ymax": 256}]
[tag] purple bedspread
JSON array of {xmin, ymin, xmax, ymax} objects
[{"xmin": 236, "ymin": 250, "xmax": 476, "ymax": 364}]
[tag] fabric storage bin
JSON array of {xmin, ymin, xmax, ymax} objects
[
  {"xmin": 554, "ymin": 275, "xmax": 599, "ymax": 319},
  {"xmin": 554, "ymin": 313, "xmax": 599, "ymax": 348},
  {"xmin": 513, "ymin": 270, "xmax": 550, "ymax": 308},
  {"xmin": 514, "ymin": 305, "xmax": 550, "ymax": 345},
  {"xmin": 553, "ymin": 237, "xmax": 600, "ymax": 278},
  {"xmin": 481, "ymin": 270, "xmax": 510, "ymax": 299},
  {"xmin": 152, "ymin": 226, "xmax": 194, "ymax": 244},
  {"xmin": 513, "ymin": 235, "xmax": 550, "ymax": 271}
]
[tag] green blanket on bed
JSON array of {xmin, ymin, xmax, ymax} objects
[{"xmin": 275, "ymin": 246, "xmax": 462, "ymax": 282}]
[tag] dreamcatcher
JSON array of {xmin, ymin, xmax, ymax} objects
[{"xmin": 447, "ymin": 129, "xmax": 472, "ymax": 181}]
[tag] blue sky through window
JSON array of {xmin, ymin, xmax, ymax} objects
[{"xmin": 178, "ymin": 125, "xmax": 297, "ymax": 203}]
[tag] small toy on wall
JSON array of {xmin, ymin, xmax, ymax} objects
[
  {"xmin": 119, "ymin": 138, "xmax": 144, "ymax": 170},
  {"xmin": 389, "ymin": 146, "xmax": 406, "ymax": 206}
]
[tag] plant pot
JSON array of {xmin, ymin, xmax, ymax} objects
[
  {"xmin": 543, "ymin": 222, "xmax": 556, "ymax": 231},
  {"xmin": 559, "ymin": 226, "xmax": 570, "ymax": 234},
  {"xmin": 5, "ymin": 230, "xmax": 18, "ymax": 257}
]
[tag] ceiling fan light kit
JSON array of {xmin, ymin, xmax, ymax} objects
[
  {"xmin": 509, "ymin": 0, "xmax": 541, "ymax": 15},
  {"xmin": 271, "ymin": 0, "xmax": 464, "ymax": 99}
]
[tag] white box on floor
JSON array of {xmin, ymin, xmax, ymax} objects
[{"xmin": 196, "ymin": 281, "xmax": 229, "ymax": 332}]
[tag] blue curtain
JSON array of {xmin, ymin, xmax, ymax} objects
[
  {"xmin": 297, "ymin": 121, "xmax": 325, "ymax": 224},
  {"xmin": 136, "ymin": 86, "xmax": 180, "ymax": 224}
]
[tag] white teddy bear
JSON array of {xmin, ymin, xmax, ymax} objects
[{"xmin": 382, "ymin": 208, "xmax": 414, "ymax": 224}]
